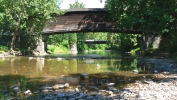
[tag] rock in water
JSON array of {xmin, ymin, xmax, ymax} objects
[
  {"xmin": 24, "ymin": 89, "xmax": 32, "ymax": 95},
  {"xmin": 80, "ymin": 72, "xmax": 89, "ymax": 80},
  {"xmin": 52, "ymin": 84, "xmax": 59, "ymax": 90},
  {"xmin": 64, "ymin": 83, "xmax": 69, "ymax": 88},
  {"xmin": 52, "ymin": 84, "xmax": 66, "ymax": 89},
  {"xmin": 106, "ymin": 83, "xmax": 115, "ymax": 87},
  {"xmin": 154, "ymin": 70, "xmax": 158, "ymax": 73},
  {"xmin": 75, "ymin": 88, "xmax": 79, "ymax": 92},
  {"xmin": 133, "ymin": 70, "xmax": 139, "ymax": 74}
]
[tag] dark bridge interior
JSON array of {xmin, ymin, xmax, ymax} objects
[{"xmin": 43, "ymin": 8, "xmax": 141, "ymax": 35}]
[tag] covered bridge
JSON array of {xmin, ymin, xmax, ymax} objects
[{"xmin": 43, "ymin": 8, "xmax": 141, "ymax": 34}]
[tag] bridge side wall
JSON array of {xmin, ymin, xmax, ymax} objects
[{"xmin": 43, "ymin": 11, "xmax": 118, "ymax": 34}]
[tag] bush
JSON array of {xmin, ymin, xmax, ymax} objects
[
  {"xmin": 0, "ymin": 45, "xmax": 8, "ymax": 52},
  {"xmin": 48, "ymin": 45, "xmax": 55, "ymax": 52}
]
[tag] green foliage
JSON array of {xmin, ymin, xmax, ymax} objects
[
  {"xmin": 77, "ymin": 42, "xmax": 89, "ymax": 51},
  {"xmin": 0, "ymin": 45, "xmax": 8, "ymax": 52},
  {"xmin": 48, "ymin": 45, "xmax": 69, "ymax": 53},
  {"xmin": 48, "ymin": 45, "xmax": 55, "ymax": 52},
  {"xmin": 48, "ymin": 34, "xmax": 68, "ymax": 46},
  {"xmin": 47, "ymin": 34, "xmax": 71, "ymax": 52},
  {"xmin": 77, "ymin": 32, "xmax": 109, "ymax": 51},
  {"xmin": 0, "ymin": 0, "xmax": 62, "ymax": 32},
  {"xmin": 166, "ymin": 33, "xmax": 177, "ymax": 54},
  {"xmin": 69, "ymin": 0, "xmax": 85, "ymax": 8},
  {"xmin": 105, "ymin": 0, "xmax": 177, "ymax": 35},
  {"xmin": 107, "ymin": 33, "xmax": 138, "ymax": 51},
  {"xmin": 60, "ymin": 40, "xmax": 69, "ymax": 48},
  {"xmin": 69, "ymin": 33, "xmax": 77, "ymax": 47},
  {"xmin": 131, "ymin": 47, "xmax": 140, "ymax": 53},
  {"xmin": 105, "ymin": 0, "xmax": 177, "ymax": 54},
  {"xmin": 0, "ymin": 0, "xmax": 63, "ymax": 50}
]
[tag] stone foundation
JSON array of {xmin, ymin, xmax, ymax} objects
[{"xmin": 70, "ymin": 44, "xmax": 78, "ymax": 54}]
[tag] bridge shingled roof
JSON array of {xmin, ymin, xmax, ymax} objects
[{"xmin": 64, "ymin": 8, "xmax": 107, "ymax": 12}]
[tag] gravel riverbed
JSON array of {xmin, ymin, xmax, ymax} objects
[{"xmin": 129, "ymin": 58, "xmax": 177, "ymax": 100}]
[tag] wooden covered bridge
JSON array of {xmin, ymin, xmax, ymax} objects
[
  {"xmin": 43, "ymin": 8, "xmax": 141, "ymax": 34},
  {"xmin": 39, "ymin": 8, "xmax": 156, "ymax": 54}
]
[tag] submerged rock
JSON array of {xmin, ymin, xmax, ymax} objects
[
  {"xmin": 24, "ymin": 89, "xmax": 32, "ymax": 95},
  {"xmin": 57, "ymin": 93, "xmax": 65, "ymax": 98},
  {"xmin": 106, "ymin": 83, "xmax": 115, "ymax": 87},
  {"xmin": 75, "ymin": 88, "xmax": 79, "ymax": 92},
  {"xmin": 133, "ymin": 70, "xmax": 139, "ymax": 74},
  {"xmin": 64, "ymin": 83, "xmax": 69, "ymax": 88},
  {"xmin": 80, "ymin": 73, "xmax": 89, "ymax": 80},
  {"xmin": 52, "ymin": 84, "xmax": 66, "ymax": 89}
]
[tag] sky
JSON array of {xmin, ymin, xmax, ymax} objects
[{"xmin": 59, "ymin": 0, "xmax": 106, "ymax": 9}]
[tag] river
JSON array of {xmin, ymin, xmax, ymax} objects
[{"xmin": 0, "ymin": 51, "xmax": 150, "ymax": 99}]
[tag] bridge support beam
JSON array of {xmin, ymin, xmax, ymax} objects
[
  {"xmin": 70, "ymin": 44, "xmax": 78, "ymax": 54},
  {"xmin": 33, "ymin": 35, "xmax": 48, "ymax": 55}
]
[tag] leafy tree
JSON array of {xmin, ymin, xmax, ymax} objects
[
  {"xmin": 69, "ymin": 0, "xmax": 85, "ymax": 8},
  {"xmin": 0, "ymin": 0, "xmax": 63, "ymax": 52},
  {"xmin": 107, "ymin": 32, "xmax": 138, "ymax": 51},
  {"xmin": 105, "ymin": 0, "xmax": 176, "ymax": 33},
  {"xmin": 105, "ymin": 0, "xmax": 177, "ymax": 51}
]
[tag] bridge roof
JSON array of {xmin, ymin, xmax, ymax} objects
[{"xmin": 65, "ymin": 8, "xmax": 107, "ymax": 12}]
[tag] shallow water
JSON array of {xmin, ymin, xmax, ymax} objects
[{"xmin": 0, "ymin": 51, "xmax": 150, "ymax": 97}]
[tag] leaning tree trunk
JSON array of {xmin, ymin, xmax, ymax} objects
[
  {"xmin": 139, "ymin": 32, "xmax": 147, "ymax": 55},
  {"xmin": 10, "ymin": 16, "xmax": 21, "ymax": 52},
  {"xmin": 139, "ymin": 33, "xmax": 145, "ymax": 51}
]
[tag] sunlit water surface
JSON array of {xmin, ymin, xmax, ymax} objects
[{"xmin": 0, "ymin": 51, "xmax": 150, "ymax": 97}]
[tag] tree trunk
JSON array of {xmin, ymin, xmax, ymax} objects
[
  {"xmin": 42, "ymin": 35, "xmax": 49, "ymax": 53},
  {"xmin": 139, "ymin": 33, "xmax": 146, "ymax": 51},
  {"xmin": 10, "ymin": 17, "xmax": 21, "ymax": 51},
  {"xmin": 139, "ymin": 32, "xmax": 147, "ymax": 55}
]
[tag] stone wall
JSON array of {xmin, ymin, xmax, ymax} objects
[
  {"xmin": 34, "ymin": 38, "xmax": 46, "ymax": 55},
  {"xmin": 153, "ymin": 35, "xmax": 161, "ymax": 49}
]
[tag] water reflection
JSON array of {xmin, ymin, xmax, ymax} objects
[
  {"xmin": 36, "ymin": 58, "xmax": 45, "ymax": 73},
  {"xmin": 0, "ymin": 57, "xmax": 140, "ymax": 77},
  {"xmin": 84, "ymin": 59, "xmax": 95, "ymax": 64},
  {"xmin": 0, "ymin": 51, "xmax": 145, "ymax": 96}
]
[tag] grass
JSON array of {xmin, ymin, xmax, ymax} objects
[
  {"xmin": 0, "ymin": 44, "xmax": 70, "ymax": 54},
  {"xmin": 0, "ymin": 45, "xmax": 8, "ymax": 52},
  {"xmin": 47, "ymin": 45, "xmax": 69, "ymax": 54},
  {"xmin": 131, "ymin": 47, "xmax": 140, "ymax": 53}
]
